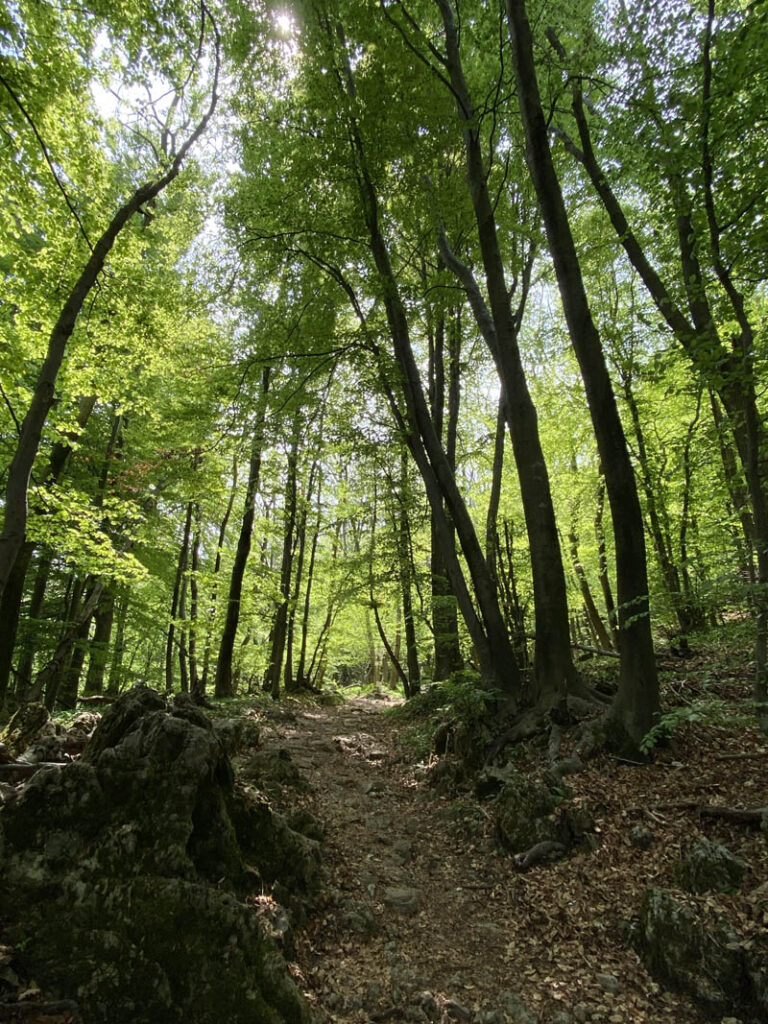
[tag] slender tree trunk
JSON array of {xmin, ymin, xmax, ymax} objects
[
  {"xmin": 568, "ymin": 525, "xmax": 614, "ymax": 651},
  {"xmin": 435, "ymin": 0, "xmax": 575, "ymax": 705},
  {"xmin": 83, "ymin": 587, "xmax": 115, "ymax": 696},
  {"xmin": 296, "ymin": 511, "xmax": 320, "ymax": 687},
  {"xmin": 203, "ymin": 454, "xmax": 238, "ymax": 689},
  {"xmin": 0, "ymin": 52, "xmax": 219, "ymax": 601},
  {"xmin": 34, "ymin": 579, "xmax": 102, "ymax": 711},
  {"xmin": 189, "ymin": 510, "xmax": 203, "ymax": 702},
  {"xmin": 428, "ymin": 302, "xmax": 463, "ymax": 681},
  {"xmin": 507, "ymin": 0, "xmax": 659, "ymax": 752},
  {"xmin": 264, "ymin": 427, "xmax": 299, "ymax": 699},
  {"xmin": 306, "ymin": 519, "xmax": 341, "ymax": 688},
  {"xmin": 398, "ymin": 449, "xmax": 421, "ymax": 694},
  {"xmin": 215, "ymin": 367, "xmax": 270, "ymax": 697},
  {"xmin": 594, "ymin": 462, "xmax": 619, "ymax": 649},
  {"xmin": 621, "ymin": 375, "xmax": 691, "ymax": 631},
  {"xmin": 165, "ymin": 501, "xmax": 193, "ymax": 694},
  {"xmin": 0, "ymin": 394, "xmax": 97, "ymax": 706},
  {"xmin": 709, "ymin": 392, "xmax": 754, "ymax": 575},
  {"xmin": 0, "ymin": 543, "xmax": 33, "ymax": 709},
  {"xmin": 329, "ymin": 19, "xmax": 520, "ymax": 695},
  {"xmin": 106, "ymin": 588, "xmax": 128, "ymax": 695}
]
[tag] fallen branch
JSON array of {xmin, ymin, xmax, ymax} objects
[
  {"xmin": 572, "ymin": 642, "xmax": 619, "ymax": 659},
  {"xmin": 626, "ymin": 801, "xmax": 767, "ymax": 825},
  {"xmin": 75, "ymin": 695, "xmax": 115, "ymax": 705},
  {"xmin": 713, "ymin": 750, "xmax": 768, "ymax": 762}
]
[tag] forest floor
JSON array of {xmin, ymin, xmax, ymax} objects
[{"xmin": 248, "ymin": 672, "xmax": 768, "ymax": 1024}]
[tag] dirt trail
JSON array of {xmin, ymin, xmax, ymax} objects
[{"xmin": 258, "ymin": 696, "xmax": 710, "ymax": 1024}]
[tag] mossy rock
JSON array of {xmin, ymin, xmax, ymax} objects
[
  {"xmin": 675, "ymin": 837, "xmax": 748, "ymax": 894},
  {"xmin": 0, "ymin": 688, "xmax": 316, "ymax": 1024},
  {"xmin": 630, "ymin": 887, "xmax": 763, "ymax": 1016},
  {"xmin": 495, "ymin": 773, "xmax": 558, "ymax": 854},
  {"xmin": 6, "ymin": 876, "xmax": 312, "ymax": 1024},
  {"xmin": 0, "ymin": 702, "xmax": 54, "ymax": 759},
  {"xmin": 240, "ymin": 749, "xmax": 309, "ymax": 796},
  {"xmin": 229, "ymin": 785, "xmax": 321, "ymax": 899}
]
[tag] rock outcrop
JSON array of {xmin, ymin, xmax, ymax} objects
[
  {"xmin": 0, "ymin": 688, "xmax": 316, "ymax": 1024},
  {"xmin": 630, "ymin": 887, "xmax": 767, "ymax": 1019}
]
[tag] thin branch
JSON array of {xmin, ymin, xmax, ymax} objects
[
  {"xmin": 0, "ymin": 71, "xmax": 93, "ymax": 251},
  {"xmin": 0, "ymin": 381, "xmax": 21, "ymax": 435}
]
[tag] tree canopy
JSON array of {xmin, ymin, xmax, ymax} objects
[{"xmin": 1, "ymin": 0, "xmax": 767, "ymax": 752}]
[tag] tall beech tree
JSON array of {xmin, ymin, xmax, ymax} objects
[
  {"xmin": 549, "ymin": 0, "xmax": 768, "ymax": 722},
  {"xmin": 215, "ymin": 367, "xmax": 271, "ymax": 698},
  {"xmin": 506, "ymin": 0, "xmax": 659, "ymax": 751},
  {"xmin": 0, "ymin": 3, "xmax": 220, "ymax": 603}
]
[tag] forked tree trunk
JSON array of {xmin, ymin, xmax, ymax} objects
[
  {"xmin": 328, "ymin": 18, "xmax": 520, "ymax": 696},
  {"xmin": 507, "ymin": 0, "xmax": 659, "ymax": 752},
  {"xmin": 435, "ymin": 0, "xmax": 576, "ymax": 705}
]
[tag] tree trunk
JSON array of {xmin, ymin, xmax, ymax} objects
[
  {"xmin": 428, "ymin": 303, "xmax": 463, "ymax": 681},
  {"xmin": 189, "ymin": 510, "xmax": 203, "ymax": 702},
  {"xmin": 83, "ymin": 587, "xmax": 115, "ymax": 696},
  {"xmin": 329, "ymin": 19, "xmax": 520, "ymax": 695},
  {"xmin": 594, "ymin": 462, "xmax": 619, "ymax": 649},
  {"xmin": 264, "ymin": 426, "xmax": 299, "ymax": 699},
  {"xmin": 0, "ymin": 395, "xmax": 97, "ymax": 707},
  {"xmin": 435, "ymin": 0, "xmax": 575, "ymax": 705},
  {"xmin": 166, "ymin": 501, "xmax": 193, "ymax": 694},
  {"xmin": 568, "ymin": 525, "xmax": 614, "ymax": 652},
  {"xmin": 34, "ymin": 579, "xmax": 103, "ymax": 711},
  {"xmin": 106, "ymin": 588, "xmax": 128, "ymax": 695},
  {"xmin": 296, "ymin": 512, "xmax": 320, "ymax": 688},
  {"xmin": 202, "ymin": 453, "xmax": 238, "ymax": 689},
  {"xmin": 565, "ymin": 64, "xmax": 767, "ymax": 721},
  {"xmin": 621, "ymin": 374, "xmax": 691, "ymax": 631},
  {"xmin": 399, "ymin": 449, "xmax": 420, "ymax": 694},
  {"xmin": 215, "ymin": 367, "xmax": 270, "ymax": 698},
  {"xmin": 0, "ymin": 49, "xmax": 219, "ymax": 602},
  {"xmin": 507, "ymin": 0, "xmax": 659, "ymax": 752}
]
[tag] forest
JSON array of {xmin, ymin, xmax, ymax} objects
[{"xmin": 0, "ymin": 0, "xmax": 767, "ymax": 1022}]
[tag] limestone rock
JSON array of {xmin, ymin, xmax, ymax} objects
[
  {"xmin": 629, "ymin": 825, "xmax": 654, "ymax": 850},
  {"xmin": 0, "ymin": 702, "xmax": 54, "ymax": 759},
  {"xmin": 495, "ymin": 773, "xmax": 558, "ymax": 853},
  {"xmin": 675, "ymin": 836, "xmax": 748, "ymax": 894},
  {"xmin": 384, "ymin": 886, "xmax": 420, "ymax": 914},
  {"xmin": 630, "ymin": 887, "xmax": 766, "ymax": 1017},
  {"xmin": 0, "ymin": 688, "xmax": 314, "ymax": 1024},
  {"xmin": 241, "ymin": 748, "xmax": 309, "ymax": 796}
]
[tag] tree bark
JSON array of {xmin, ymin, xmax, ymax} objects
[
  {"xmin": 215, "ymin": 367, "xmax": 270, "ymax": 697},
  {"xmin": 428, "ymin": 302, "xmax": 463, "ymax": 681},
  {"xmin": 507, "ymin": 0, "xmax": 659, "ymax": 751},
  {"xmin": 83, "ymin": 586, "xmax": 115, "ymax": 696},
  {"xmin": 189, "ymin": 509, "xmax": 203, "ymax": 702},
  {"xmin": 202, "ymin": 454, "xmax": 238, "ymax": 689},
  {"xmin": 106, "ymin": 587, "xmax": 128, "ymax": 695},
  {"xmin": 435, "ymin": 0, "xmax": 575, "ymax": 705},
  {"xmin": 264, "ymin": 425, "xmax": 300, "ymax": 699}
]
